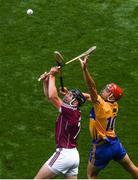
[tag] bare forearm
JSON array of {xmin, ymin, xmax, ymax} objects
[
  {"xmin": 83, "ymin": 67, "xmax": 98, "ymax": 102},
  {"xmin": 43, "ymin": 81, "xmax": 49, "ymax": 97},
  {"xmin": 83, "ymin": 67, "xmax": 96, "ymax": 89},
  {"xmin": 38, "ymin": 66, "xmax": 62, "ymax": 109},
  {"xmin": 48, "ymin": 75, "xmax": 58, "ymax": 99}
]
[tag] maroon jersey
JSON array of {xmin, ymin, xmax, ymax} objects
[{"xmin": 56, "ymin": 103, "xmax": 81, "ymax": 148}]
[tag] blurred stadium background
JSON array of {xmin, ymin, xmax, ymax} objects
[{"xmin": 0, "ymin": 0, "xmax": 138, "ymax": 178}]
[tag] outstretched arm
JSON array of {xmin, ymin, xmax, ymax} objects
[
  {"xmin": 80, "ymin": 56, "xmax": 98, "ymax": 103},
  {"xmin": 43, "ymin": 76, "xmax": 49, "ymax": 97},
  {"xmin": 39, "ymin": 71, "xmax": 49, "ymax": 97},
  {"xmin": 48, "ymin": 67, "xmax": 62, "ymax": 109}
]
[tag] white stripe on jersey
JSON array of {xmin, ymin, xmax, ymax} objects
[
  {"xmin": 67, "ymin": 133, "xmax": 70, "ymax": 148},
  {"xmin": 58, "ymin": 115, "xmax": 63, "ymax": 142},
  {"xmin": 62, "ymin": 102, "xmax": 78, "ymax": 110}
]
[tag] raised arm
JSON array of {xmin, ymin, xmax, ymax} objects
[
  {"xmin": 80, "ymin": 56, "xmax": 98, "ymax": 103},
  {"xmin": 43, "ymin": 75, "xmax": 49, "ymax": 97},
  {"xmin": 48, "ymin": 67, "xmax": 62, "ymax": 109}
]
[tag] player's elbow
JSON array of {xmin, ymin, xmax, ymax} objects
[
  {"xmin": 48, "ymin": 95, "xmax": 55, "ymax": 100},
  {"xmin": 48, "ymin": 96, "xmax": 62, "ymax": 109},
  {"xmin": 49, "ymin": 97, "xmax": 57, "ymax": 104},
  {"xmin": 48, "ymin": 94, "xmax": 58, "ymax": 102}
]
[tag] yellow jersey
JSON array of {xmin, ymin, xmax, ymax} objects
[{"xmin": 89, "ymin": 95, "xmax": 118, "ymax": 142}]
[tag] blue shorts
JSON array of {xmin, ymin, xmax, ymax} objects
[{"xmin": 89, "ymin": 137, "xmax": 126, "ymax": 170}]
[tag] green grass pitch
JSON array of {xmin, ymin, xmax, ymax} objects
[{"xmin": 0, "ymin": 0, "xmax": 138, "ymax": 178}]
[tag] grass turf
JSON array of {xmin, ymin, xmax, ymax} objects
[{"xmin": 0, "ymin": 0, "xmax": 138, "ymax": 178}]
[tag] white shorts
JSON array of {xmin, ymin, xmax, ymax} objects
[{"xmin": 45, "ymin": 148, "xmax": 79, "ymax": 176}]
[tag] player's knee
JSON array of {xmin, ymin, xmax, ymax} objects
[
  {"xmin": 132, "ymin": 167, "xmax": 138, "ymax": 178},
  {"xmin": 87, "ymin": 171, "xmax": 97, "ymax": 179},
  {"xmin": 87, "ymin": 174, "xmax": 97, "ymax": 179}
]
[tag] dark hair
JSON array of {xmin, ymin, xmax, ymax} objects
[{"xmin": 69, "ymin": 89, "xmax": 86, "ymax": 107}]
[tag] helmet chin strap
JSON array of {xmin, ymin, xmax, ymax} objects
[
  {"xmin": 63, "ymin": 97, "xmax": 77, "ymax": 107},
  {"xmin": 69, "ymin": 98, "xmax": 77, "ymax": 107},
  {"xmin": 106, "ymin": 93, "xmax": 115, "ymax": 102}
]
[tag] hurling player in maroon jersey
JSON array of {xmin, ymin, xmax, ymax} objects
[{"xmin": 35, "ymin": 66, "xmax": 86, "ymax": 179}]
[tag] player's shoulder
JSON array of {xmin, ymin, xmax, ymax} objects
[
  {"xmin": 96, "ymin": 95, "xmax": 105, "ymax": 104},
  {"xmin": 93, "ymin": 95, "xmax": 109, "ymax": 111}
]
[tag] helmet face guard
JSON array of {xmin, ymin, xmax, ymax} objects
[
  {"xmin": 63, "ymin": 89, "xmax": 86, "ymax": 107},
  {"xmin": 100, "ymin": 85, "xmax": 114, "ymax": 102},
  {"xmin": 100, "ymin": 83, "xmax": 123, "ymax": 102},
  {"xmin": 70, "ymin": 89, "xmax": 86, "ymax": 107}
]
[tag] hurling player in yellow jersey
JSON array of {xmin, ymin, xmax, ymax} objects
[{"xmin": 80, "ymin": 56, "xmax": 138, "ymax": 179}]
